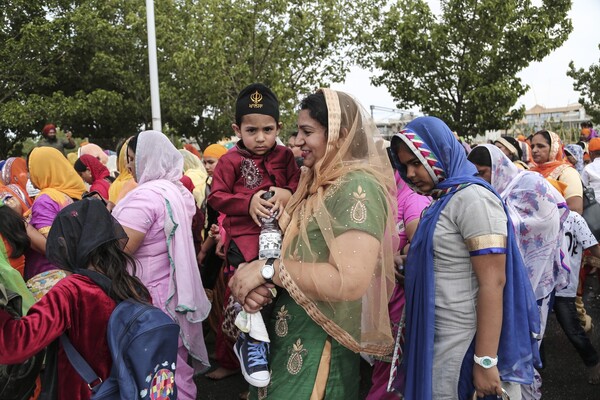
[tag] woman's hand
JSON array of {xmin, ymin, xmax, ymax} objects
[
  {"xmin": 394, "ymin": 254, "xmax": 406, "ymax": 284},
  {"xmin": 249, "ymin": 190, "xmax": 274, "ymax": 226},
  {"xmin": 229, "ymin": 260, "xmax": 267, "ymax": 305},
  {"xmin": 242, "ymin": 284, "xmax": 275, "ymax": 313},
  {"xmin": 473, "ymin": 365, "xmax": 502, "ymax": 398},
  {"xmin": 3, "ymin": 196, "xmax": 22, "ymax": 216},
  {"xmin": 268, "ymin": 187, "xmax": 292, "ymax": 209}
]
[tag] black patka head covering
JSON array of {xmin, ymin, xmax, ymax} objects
[
  {"xmin": 235, "ymin": 83, "xmax": 280, "ymax": 124},
  {"xmin": 46, "ymin": 199, "xmax": 128, "ymax": 271}
]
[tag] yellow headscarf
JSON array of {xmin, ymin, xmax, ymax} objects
[
  {"xmin": 179, "ymin": 149, "xmax": 207, "ymax": 208},
  {"xmin": 108, "ymin": 138, "xmax": 135, "ymax": 203},
  {"xmin": 29, "ymin": 147, "xmax": 86, "ymax": 205}
]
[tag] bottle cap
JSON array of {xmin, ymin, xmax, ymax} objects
[{"xmin": 261, "ymin": 190, "xmax": 275, "ymax": 200}]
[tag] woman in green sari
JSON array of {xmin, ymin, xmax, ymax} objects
[{"xmin": 229, "ymin": 88, "xmax": 397, "ymax": 399}]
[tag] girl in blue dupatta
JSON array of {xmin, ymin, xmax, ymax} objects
[{"xmin": 388, "ymin": 117, "xmax": 541, "ymax": 400}]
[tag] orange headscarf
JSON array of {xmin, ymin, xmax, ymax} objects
[
  {"xmin": 184, "ymin": 144, "xmax": 202, "ymax": 159},
  {"xmin": 530, "ymin": 131, "xmax": 569, "ymax": 178},
  {"xmin": 1, "ymin": 157, "xmax": 32, "ymax": 209},
  {"xmin": 2, "ymin": 157, "xmax": 29, "ymax": 194},
  {"xmin": 203, "ymin": 144, "xmax": 228, "ymax": 159},
  {"xmin": 29, "ymin": 147, "xmax": 86, "ymax": 205},
  {"xmin": 0, "ymin": 184, "xmax": 30, "ymax": 214}
]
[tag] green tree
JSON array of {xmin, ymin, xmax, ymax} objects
[
  {"xmin": 0, "ymin": 0, "xmax": 383, "ymax": 158},
  {"xmin": 0, "ymin": 0, "xmax": 151, "ymax": 158},
  {"xmin": 568, "ymin": 44, "xmax": 600, "ymax": 124},
  {"xmin": 359, "ymin": 0, "xmax": 572, "ymax": 136},
  {"xmin": 159, "ymin": 0, "xmax": 383, "ymax": 146}
]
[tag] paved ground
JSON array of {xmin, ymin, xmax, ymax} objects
[{"xmin": 195, "ymin": 273, "xmax": 600, "ymax": 399}]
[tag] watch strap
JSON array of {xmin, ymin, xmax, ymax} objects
[{"xmin": 473, "ymin": 354, "xmax": 498, "ymax": 369}]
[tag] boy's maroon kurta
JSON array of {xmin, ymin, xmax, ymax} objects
[
  {"xmin": 208, "ymin": 142, "xmax": 300, "ymax": 262},
  {"xmin": 0, "ymin": 275, "xmax": 115, "ymax": 400}
]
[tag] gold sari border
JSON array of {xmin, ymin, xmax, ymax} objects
[
  {"xmin": 278, "ymin": 261, "xmax": 393, "ymax": 357},
  {"xmin": 38, "ymin": 226, "xmax": 51, "ymax": 236},
  {"xmin": 464, "ymin": 234, "xmax": 507, "ymax": 252}
]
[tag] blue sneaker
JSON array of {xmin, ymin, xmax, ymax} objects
[{"xmin": 233, "ymin": 333, "xmax": 270, "ymax": 387}]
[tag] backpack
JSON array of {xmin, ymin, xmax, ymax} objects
[
  {"xmin": 0, "ymin": 284, "xmax": 45, "ymax": 400},
  {"xmin": 61, "ymin": 272, "xmax": 180, "ymax": 399}
]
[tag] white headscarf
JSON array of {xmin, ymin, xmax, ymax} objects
[
  {"xmin": 135, "ymin": 130, "xmax": 211, "ymax": 367},
  {"xmin": 483, "ymin": 144, "xmax": 569, "ymax": 299}
]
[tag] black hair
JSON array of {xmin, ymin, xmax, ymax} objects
[
  {"xmin": 389, "ymin": 136, "xmax": 410, "ymax": 171},
  {"xmin": 127, "ymin": 133, "xmax": 139, "ymax": 155},
  {"xmin": 0, "ymin": 207, "xmax": 30, "ymax": 258},
  {"xmin": 86, "ymin": 240, "xmax": 150, "ymax": 303},
  {"xmin": 500, "ymin": 136, "xmax": 523, "ymax": 160},
  {"xmin": 576, "ymin": 141, "xmax": 586, "ymax": 150},
  {"xmin": 73, "ymin": 158, "xmax": 88, "ymax": 173},
  {"xmin": 467, "ymin": 145, "xmax": 492, "ymax": 167},
  {"xmin": 300, "ymin": 92, "xmax": 329, "ymax": 131},
  {"xmin": 115, "ymin": 137, "xmax": 127, "ymax": 155},
  {"xmin": 299, "ymin": 91, "xmax": 367, "ymax": 158},
  {"xmin": 533, "ymin": 130, "xmax": 552, "ymax": 145}
]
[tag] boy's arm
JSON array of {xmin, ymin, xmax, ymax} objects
[
  {"xmin": 207, "ymin": 157, "xmax": 256, "ymax": 216},
  {"xmin": 282, "ymin": 148, "xmax": 301, "ymax": 193},
  {"xmin": 267, "ymin": 150, "xmax": 300, "ymax": 210}
]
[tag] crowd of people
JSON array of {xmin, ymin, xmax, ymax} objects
[{"xmin": 0, "ymin": 83, "xmax": 598, "ymax": 400}]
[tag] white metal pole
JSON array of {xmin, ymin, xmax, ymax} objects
[{"xmin": 146, "ymin": 0, "xmax": 162, "ymax": 131}]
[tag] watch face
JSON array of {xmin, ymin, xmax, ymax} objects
[
  {"xmin": 482, "ymin": 358, "xmax": 492, "ymax": 367},
  {"xmin": 262, "ymin": 265, "xmax": 275, "ymax": 280}
]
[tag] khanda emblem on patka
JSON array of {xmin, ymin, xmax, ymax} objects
[{"xmin": 249, "ymin": 90, "xmax": 264, "ymax": 109}]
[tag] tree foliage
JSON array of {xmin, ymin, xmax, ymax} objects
[
  {"xmin": 358, "ymin": 0, "xmax": 573, "ymax": 135},
  {"xmin": 0, "ymin": 0, "xmax": 382, "ymax": 158},
  {"xmin": 568, "ymin": 44, "xmax": 600, "ymax": 124}
]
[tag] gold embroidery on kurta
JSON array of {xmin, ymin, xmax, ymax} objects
[
  {"xmin": 287, "ymin": 338, "xmax": 308, "ymax": 375},
  {"xmin": 257, "ymin": 372, "xmax": 271, "ymax": 400},
  {"xmin": 350, "ymin": 185, "xmax": 367, "ymax": 224},
  {"xmin": 275, "ymin": 305, "xmax": 290, "ymax": 337},
  {"xmin": 323, "ymin": 177, "xmax": 345, "ymax": 200}
]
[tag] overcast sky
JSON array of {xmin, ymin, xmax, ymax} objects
[{"xmin": 332, "ymin": 0, "xmax": 600, "ymax": 120}]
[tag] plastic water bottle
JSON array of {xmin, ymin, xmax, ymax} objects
[{"xmin": 258, "ymin": 191, "xmax": 282, "ymax": 260}]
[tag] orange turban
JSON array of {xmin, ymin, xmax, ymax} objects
[
  {"xmin": 203, "ymin": 144, "xmax": 228, "ymax": 159},
  {"xmin": 184, "ymin": 144, "xmax": 202, "ymax": 159},
  {"xmin": 589, "ymin": 138, "xmax": 600, "ymax": 152}
]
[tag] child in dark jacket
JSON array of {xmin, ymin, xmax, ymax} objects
[{"xmin": 207, "ymin": 83, "xmax": 300, "ymax": 388}]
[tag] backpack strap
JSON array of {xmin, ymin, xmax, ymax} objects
[{"xmin": 59, "ymin": 334, "xmax": 103, "ymax": 393}]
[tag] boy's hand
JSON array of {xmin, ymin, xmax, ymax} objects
[{"xmin": 249, "ymin": 190, "xmax": 274, "ymax": 226}]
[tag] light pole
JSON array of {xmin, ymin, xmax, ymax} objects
[{"xmin": 146, "ymin": 0, "xmax": 161, "ymax": 131}]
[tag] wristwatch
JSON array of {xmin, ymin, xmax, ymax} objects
[
  {"xmin": 261, "ymin": 258, "xmax": 276, "ymax": 283},
  {"xmin": 473, "ymin": 354, "xmax": 498, "ymax": 369}
]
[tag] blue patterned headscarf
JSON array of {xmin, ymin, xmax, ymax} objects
[
  {"xmin": 391, "ymin": 117, "xmax": 540, "ymax": 399},
  {"xmin": 565, "ymin": 143, "xmax": 584, "ymax": 175}
]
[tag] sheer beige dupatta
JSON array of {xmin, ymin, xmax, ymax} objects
[{"xmin": 278, "ymin": 89, "xmax": 397, "ymax": 356}]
